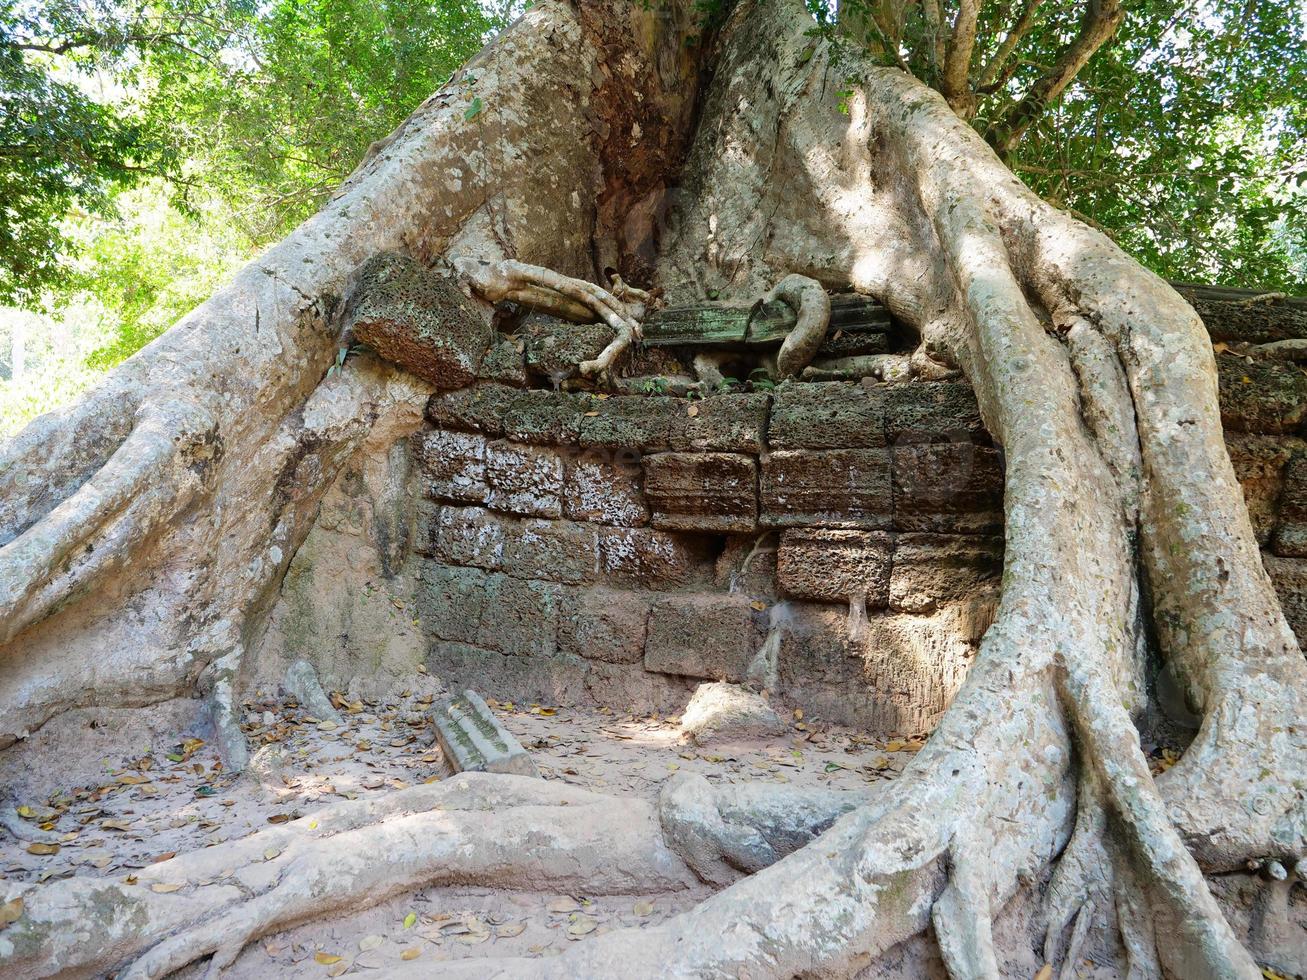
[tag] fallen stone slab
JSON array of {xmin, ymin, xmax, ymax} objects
[{"xmin": 432, "ymin": 689, "xmax": 539, "ymax": 777}]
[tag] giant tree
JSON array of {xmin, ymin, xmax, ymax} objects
[{"xmin": 1, "ymin": 0, "xmax": 1305, "ymax": 976}]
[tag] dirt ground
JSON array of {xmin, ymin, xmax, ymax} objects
[{"xmin": 0, "ymin": 679, "xmax": 926, "ymax": 975}]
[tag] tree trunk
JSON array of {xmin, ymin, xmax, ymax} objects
[{"xmin": 2, "ymin": 0, "xmax": 1304, "ymax": 976}]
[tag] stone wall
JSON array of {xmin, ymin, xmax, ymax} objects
[{"xmin": 261, "ymin": 288, "xmax": 1307, "ymax": 738}]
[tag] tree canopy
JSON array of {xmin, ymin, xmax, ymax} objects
[{"xmin": 0, "ymin": 0, "xmax": 1303, "ymax": 402}]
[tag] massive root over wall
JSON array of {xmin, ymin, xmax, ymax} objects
[{"xmin": 2, "ymin": 0, "xmax": 1305, "ymax": 975}]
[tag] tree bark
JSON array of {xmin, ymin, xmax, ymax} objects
[{"xmin": 1, "ymin": 0, "xmax": 1303, "ymax": 976}]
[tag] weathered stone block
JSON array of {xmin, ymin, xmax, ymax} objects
[
  {"xmin": 768, "ymin": 382, "xmax": 885, "ymax": 449},
  {"xmin": 884, "ymin": 381, "xmax": 987, "ymax": 444},
  {"xmin": 669, "ymin": 393, "xmax": 770, "ymax": 453},
  {"xmin": 501, "ymin": 388, "xmax": 588, "ymax": 444},
  {"xmin": 412, "ymin": 430, "xmax": 488, "ymax": 503},
  {"xmin": 760, "ymin": 449, "xmax": 892, "ymax": 529},
  {"xmin": 432, "ymin": 689, "xmax": 538, "ymax": 777},
  {"xmin": 714, "ymin": 535, "xmax": 779, "ymax": 596},
  {"xmin": 1226, "ymin": 435, "xmax": 1302, "ymax": 547},
  {"xmin": 578, "ymin": 395, "xmax": 679, "ymax": 452},
  {"xmin": 1271, "ymin": 452, "xmax": 1307, "ymax": 557},
  {"xmin": 425, "ymin": 384, "xmax": 514, "ymax": 436},
  {"xmin": 523, "ymin": 315, "xmax": 616, "ymax": 380},
  {"xmin": 506, "ymin": 518, "xmax": 599, "ymax": 585},
  {"xmin": 892, "ymin": 444, "xmax": 1004, "ymax": 532},
  {"xmin": 558, "ymin": 586, "xmax": 650, "ymax": 664},
  {"xmin": 430, "ymin": 506, "xmax": 506, "ymax": 570},
  {"xmin": 583, "ymin": 661, "xmax": 695, "ymax": 713},
  {"xmin": 477, "ymin": 337, "xmax": 528, "ymax": 386},
  {"xmin": 347, "ymin": 253, "xmax": 492, "ymax": 389},
  {"xmin": 1218, "ymin": 358, "xmax": 1307, "ymax": 434},
  {"xmin": 597, "ymin": 527, "xmax": 714, "ymax": 589},
  {"xmin": 777, "ymin": 603, "xmax": 971, "ymax": 734},
  {"xmin": 417, "ymin": 562, "xmax": 488, "ymax": 644},
  {"xmin": 645, "ymin": 593, "xmax": 761, "ymax": 682},
  {"xmin": 776, "ymin": 528, "xmax": 892, "ymax": 604},
  {"xmin": 889, "ymin": 534, "xmax": 1003, "ymax": 613},
  {"xmin": 475, "ymin": 574, "xmax": 567, "ymax": 657},
  {"xmin": 1264, "ymin": 554, "xmax": 1307, "ymax": 649},
  {"xmin": 642, "ymin": 452, "xmax": 758, "ymax": 533},
  {"xmin": 427, "ymin": 642, "xmax": 588, "ymax": 706},
  {"xmin": 484, "ymin": 441, "xmax": 564, "ymax": 517},
  {"xmin": 563, "ymin": 452, "xmax": 649, "ymax": 527}
]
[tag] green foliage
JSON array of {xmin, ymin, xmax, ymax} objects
[{"xmin": 813, "ymin": 0, "xmax": 1307, "ymax": 290}]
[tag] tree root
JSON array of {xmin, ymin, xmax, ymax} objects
[
  {"xmin": 761, "ymin": 274, "xmax": 831, "ymax": 378},
  {"xmin": 452, "ymin": 256, "xmax": 650, "ymax": 379},
  {"xmin": 0, "ymin": 772, "xmax": 875, "ymax": 979}
]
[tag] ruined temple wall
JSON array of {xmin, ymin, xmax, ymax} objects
[{"xmin": 256, "ymin": 299, "xmax": 1307, "ymax": 738}]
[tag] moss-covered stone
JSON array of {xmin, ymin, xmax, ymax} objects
[{"xmin": 348, "ymin": 252, "xmax": 492, "ymax": 389}]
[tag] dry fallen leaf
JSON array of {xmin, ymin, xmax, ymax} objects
[
  {"xmin": 497, "ymin": 921, "xmax": 527, "ymax": 938},
  {"xmin": 150, "ymin": 882, "xmax": 183, "ymax": 893},
  {"xmin": 400, "ymin": 947, "xmax": 421, "ymax": 960},
  {"xmin": 26, "ymin": 842, "xmax": 59, "ymax": 856},
  {"xmin": 1034, "ymin": 966, "xmax": 1053, "ymax": 980},
  {"xmin": 314, "ymin": 952, "xmax": 342, "ymax": 965},
  {"xmin": 358, "ymin": 934, "xmax": 384, "ymax": 952},
  {"xmin": 0, "ymin": 898, "xmax": 23, "ymax": 927},
  {"xmin": 263, "ymin": 847, "xmax": 281, "ymax": 861},
  {"xmin": 633, "ymin": 900, "xmax": 655, "ymax": 916}
]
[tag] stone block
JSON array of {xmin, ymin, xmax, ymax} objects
[
  {"xmin": 477, "ymin": 337, "xmax": 528, "ymax": 386},
  {"xmin": 714, "ymin": 536, "xmax": 779, "ymax": 596},
  {"xmin": 425, "ymin": 384, "xmax": 514, "ymax": 436},
  {"xmin": 578, "ymin": 395, "xmax": 679, "ymax": 452},
  {"xmin": 1270, "ymin": 451, "xmax": 1307, "ymax": 556},
  {"xmin": 427, "ymin": 642, "xmax": 588, "ymax": 706},
  {"xmin": 501, "ymin": 388, "xmax": 589, "ymax": 445},
  {"xmin": 1226, "ymin": 435, "xmax": 1302, "ymax": 547},
  {"xmin": 892, "ymin": 443, "xmax": 1004, "ymax": 532},
  {"xmin": 563, "ymin": 451, "xmax": 650, "ymax": 527},
  {"xmin": 597, "ymin": 527, "xmax": 714, "ymax": 590},
  {"xmin": 642, "ymin": 452, "xmax": 758, "ymax": 533},
  {"xmin": 412, "ymin": 430, "xmax": 488, "ymax": 503},
  {"xmin": 523, "ymin": 315, "xmax": 616, "ymax": 380},
  {"xmin": 432, "ymin": 689, "xmax": 538, "ymax": 777},
  {"xmin": 776, "ymin": 528, "xmax": 892, "ymax": 604},
  {"xmin": 759, "ymin": 449, "xmax": 892, "ymax": 529},
  {"xmin": 430, "ymin": 506, "xmax": 506, "ymax": 570},
  {"xmin": 768, "ymin": 382, "xmax": 885, "ymax": 449},
  {"xmin": 417, "ymin": 562, "xmax": 488, "ymax": 644},
  {"xmin": 558, "ymin": 586, "xmax": 651, "ymax": 664},
  {"xmin": 884, "ymin": 381, "xmax": 987, "ymax": 444},
  {"xmin": 669, "ymin": 393, "xmax": 770, "ymax": 453},
  {"xmin": 645, "ymin": 593, "xmax": 762, "ymax": 682},
  {"xmin": 1264, "ymin": 554, "xmax": 1307, "ymax": 649},
  {"xmin": 583, "ymin": 662, "xmax": 695, "ymax": 714},
  {"xmin": 776, "ymin": 603, "xmax": 971, "ymax": 734},
  {"xmin": 484, "ymin": 441, "xmax": 564, "ymax": 517},
  {"xmin": 1218, "ymin": 358, "xmax": 1307, "ymax": 434},
  {"xmin": 506, "ymin": 518, "xmax": 599, "ymax": 585},
  {"xmin": 347, "ymin": 253, "xmax": 491, "ymax": 389},
  {"xmin": 475, "ymin": 574, "xmax": 568, "ymax": 657},
  {"xmin": 889, "ymin": 534, "xmax": 1003, "ymax": 613}
]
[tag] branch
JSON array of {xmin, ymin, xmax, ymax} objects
[
  {"xmin": 987, "ymin": 0, "xmax": 1124, "ymax": 155},
  {"xmin": 940, "ymin": 0, "xmax": 982, "ymax": 108},
  {"xmin": 975, "ymin": 0, "xmax": 1046, "ymax": 91}
]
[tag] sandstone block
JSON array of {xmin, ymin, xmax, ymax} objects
[
  {"xmin": 884, "ymin": 381, "xmax": 986, "ymax": 443},
  {"xmin": 643, "ymin": 452, "xmax": 758, "ymax": 533},
  {"xmin": 500, "ymin": 388, "xmax": 588, "ymax": 444},
  {"xmin": 670, "ymin": 393, "xmax": 770, "ymax": 453},
  {"xmin": 347, "ymin": 253, "xmax": 492, "ymax": 389},
  {"xmin": 432, "ymin": 689, "xmax": 538, "ymax": 777},
  {"xmin": 892, "ymin": 443, "xmax": 1004, "ymax": 532},
  {"xmin": 477, "ymin": 338, "xmax": 528, "ymax": 386},
  {"xmin": 578, "ymin": 395, "xmax": 679, "ymax": 452},
  {"xmin": 425, "ymin": 384, "xmax": 514, "ymax": 436},
  {"xmin": 558, "ymin": 587, "xmax": 651, "ymax": 665},
  {"xmin": 430, "ymin": 506, "xmax": 506, "ymax": 570},
  {"xmin": 506, "ymin": 518, "xmax": 599, "ymax": 585},
  {"xmin": 768, "ymin": 382, "xmax": 885, "ymax": 449},
  {"xmin": 597, "ymin": 527, "xmax": 714, "ymax": 590},
  {"xmin": 484, "ymin": 441, "xmax": 564, "ymax": 517},
  {"xmin": 645, "ymin": 593, "xmax": 761, "ymax": 682},
  {"xmin": 475, "ymin": 574, "xmax": 567, "ymax": 658},
  {"xmin": 427, "ymin": 642, "xmax": 588, "ymax": 706},
  {"xmin": 776, "ymin": 528, "xmax": 891, "ymax": 604},
  {"xmin": 1264, "ymin": 554, "xmax": 1307, "ymax": 649},
  {"xmin": 412, "ymin": 430, "xmax": 488, "ymax": 503},
  {"xmin": 889, "ymin": 534, "xmax": 1003, "ymax": 612},
  {"xmin": 1271, "ymin": 452, "xmax": 1307, "ymax": 556},
  {"xmin": 1218, "ymin": 358, "xmax": 1307, "ymax": 434},
  {"xmin": 523, "ymin": 315, "xmax": 616, "ymax": 380},
  {"xmin": 583, "ymin": 662, "xmax": 696, "ymax": 714},
  {"xmin": 760, "ymin": 449, "xmax": 892, "ymax": 529},
  {"xmin": 417, "ymin": 562, "xmax": 488, "ymax": 644},
  {"xmin": 1227, "ymin": 435, "xmax": 1302, "ymax": 546},
  {"xmin": 563, "ymin": 452, "xmax": 649, "ymax": 527}
]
